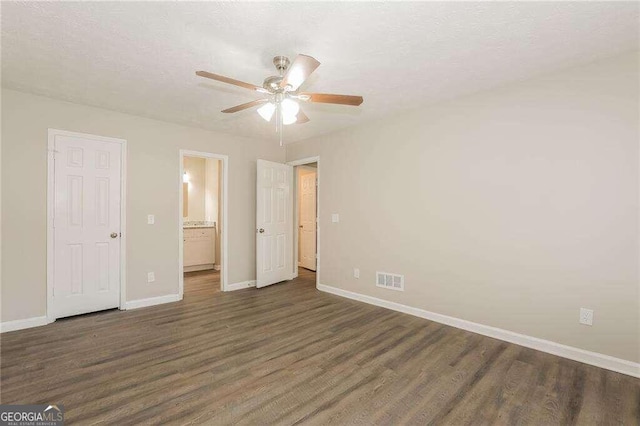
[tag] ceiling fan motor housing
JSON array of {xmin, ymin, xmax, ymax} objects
[
  {"xmin": 263, "ymin": 75, "xmax": 283, "ymax": 91},
  {"xmin": 262, "ymin": 56, "xmax": 290, "ymax": 91}
]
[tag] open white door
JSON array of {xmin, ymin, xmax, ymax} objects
[
  {"xmin": 299, "ymin": 168, "xmax": 317, "ymax": 271},
  {"xmin": 256, "ymin": 159, "xmax": 293, "ymax": 288}
]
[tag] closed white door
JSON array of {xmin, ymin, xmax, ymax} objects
[
  {"xmin": 52, "ymin": 134, "xmax": 122, "ymax": 319},
  {"xmin": 299, "ymin": 169, "xmax": 317, "ymax": 271},
  {"xmin": 256, "ymin": 159, "xmax": 293, "ymax": 288}
]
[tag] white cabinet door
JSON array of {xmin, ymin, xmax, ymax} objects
[
  {"xmin": 52, "ymin": 134, "xmax": 121, "ymax": 319},
  {"xmin": 184, "ymin": 228, "xmax": 214, "ymax": 267},
  {"xmin": 256, "ymin": 160, "xmax": 293, "ymax": 288}
]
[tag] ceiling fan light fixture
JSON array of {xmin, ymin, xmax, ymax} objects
[
  {"xmin": 257, "ymin": 102, "xmax": 276, "ymax": 121},
  {"xmin": 281, "ymin": 98, "xmax": 300, "ymax": 118},
  {"xmin": 283, "ymin": 113, "xmax": 297, "ymax": 125},
  {"xmin": 196, "ymin": 54, "xmax": 363, "ymax": 142}
]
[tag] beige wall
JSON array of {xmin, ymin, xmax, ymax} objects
[
  {"xmin": 1, "ymin": 89, "xmax": 285, "ymax": 322},
  {"xmin": 286, "ymin": 52, "xmax": 640, "ymax": 363}
]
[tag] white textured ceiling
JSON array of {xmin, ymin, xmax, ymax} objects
[{"xmin": 2, "ymin": 2, "xmax": 638, "ymax": 143}]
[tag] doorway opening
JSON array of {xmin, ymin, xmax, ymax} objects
[
  {"xmin": 296, "ymin": 164, "xmax": 317, "ymax": 272},
  {"xmin": 289, "ymin": 157, "xmax": 320, "ymax": 288},
  {"xmin": 179, "ymin": 150, "xmax": 228, "ymax": 297}
]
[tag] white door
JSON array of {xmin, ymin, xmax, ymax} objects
[
  {"xmin": 256, "ymin": 159, "xmax": 293, "ymax": 288},
  {"xmin": 299, "ymin": 169, "xmax": 317, "ymax": 271},
  {"xmin": 52, "ymin": 134, "xmax": 122, "ymax": 319}
]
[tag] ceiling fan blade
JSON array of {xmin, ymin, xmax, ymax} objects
[
  {"xmin": 296, "ymin": 109, "xmax": 310, "ymax": 124},
  {"xmin": 221, "ymin": 99, "xmax": 267, "ymax": 113},
  {"xmin": 300, "ymin": 93, "xmax": 363, "ymax": 106},
  {"xmin": 280, "ymin": 54, "xmax": 320, "ymax": 91},
  {"xmin": 196, "ymin": 71, "xmax": 266, "ymax": 92}
]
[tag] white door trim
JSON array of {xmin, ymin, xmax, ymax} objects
[
  {"xmin": 287, "ymin": 156, "xmax": 320, "ymax": 289},
  {"xmin": 47, "ymin": 129, "xmax": 128, "ymax": 324},
  {"xmin": 178, "ymin": 150, "xmax": 229, "ymax": 294}
]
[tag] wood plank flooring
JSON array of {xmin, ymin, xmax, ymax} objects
[{"xmin": 1, "ymin": 268, "xmax": 638, "ymax": 425}]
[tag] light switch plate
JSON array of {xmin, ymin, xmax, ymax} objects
[
  {"xmin": 147, "ymin": 272, "xmax": 155, "ymax": 283},
  {"xmin": 354, "ymin": 268, "xmax": 360, "ymax": 279},
  {"xmin": 579, "ymin": 308, "xmax": 594, "ymax": 326},
  {"xmin": 148, "ymin": 214, "xmax": 155, "ymax": 225},
  {"xmin": 332, "ymin": 213, "xmax": 339, "ymax": 223}
]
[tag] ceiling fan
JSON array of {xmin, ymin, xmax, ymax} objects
[{"xmin": 196, "ymin": 54, "xmax": 364, "ymax": 145}]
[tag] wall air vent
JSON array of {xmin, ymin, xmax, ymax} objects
[{"xmin": 376, "ymin": 272, "xmax": 404, "ymax": 291}]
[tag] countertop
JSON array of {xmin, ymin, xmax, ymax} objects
[{"xmin": 183, "ymin": 221, "xmax": 216, "ymax": 229}]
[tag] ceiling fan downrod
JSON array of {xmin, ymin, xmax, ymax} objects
[{"xmin": 273, "ymin": 56, "xmax": 290, "ymax": 77}]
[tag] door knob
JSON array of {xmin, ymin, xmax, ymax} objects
[
  {"xmin": 258, "ymin": 228, "xmax": 265, "ymax": 233},
  {"xmin": 110, "ymin": 232, "xmax": 118, "ymax": 238}
]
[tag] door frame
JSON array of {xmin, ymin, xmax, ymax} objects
[
  {"xmin": 296, "ymin": 165, "xmax": 317, "ymax": 271},
  {"xmin": 47, "ymin": 129, "xmax": 128, "ymax": 323},
  {"xmin": 178, "ymin": 150, "xmax": 229, "ymax": 294},
  {"xmin": 288, "ymin": 156, "xmax": 320, "ymax": 289}
]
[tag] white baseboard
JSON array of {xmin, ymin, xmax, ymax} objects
[
  {"xmin": 184, "ymin": 264, "xmax": 214, "ymax": 273},
  {"xmin": 1, "ymin": 316, "xmax": 50, "ymax": 333},
  {"xmin": 317, "ymin": 283, "xmax": 640, "ymax": 378},
  {"xmin": 226, "ymin": 280, "xmax": 256, "ymax": 291},
  {"xmin": 123, "ymin": 294, "xmax": 181, "ymax": 310}
]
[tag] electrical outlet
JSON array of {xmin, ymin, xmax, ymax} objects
[
  {"xmin": 579, "ymin": 308, "xmax": 594, "ymax": 326},
  {"xmin": 354, "ymin": 268, "xmax": 360, "ymax": 279},
  {"xmin": 147, "ymin": 215, "xmax": 155, "ymax": 225},
  {"xmin": 147, "ymin": 272, "xmax": 155, "ymax": 283}
]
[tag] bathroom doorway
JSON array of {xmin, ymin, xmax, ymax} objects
[{"xmin": 178, "ymin": 150, "xmax": 228, "ymax": 296}]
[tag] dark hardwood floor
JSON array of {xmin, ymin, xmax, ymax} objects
[{"xmin": 1, "ymin": 268, "xmax": 638, "ymax": 425}]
